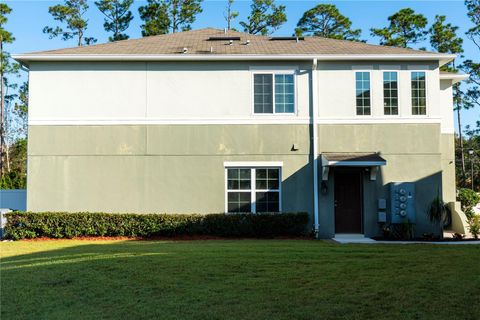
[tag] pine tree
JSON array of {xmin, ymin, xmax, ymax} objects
[
  {"xmin": 224, "ymin": 0, "xmax": 238, "ymax": 31},
  {"xmin": 0, "ymin": 3, "xmax": 18, "ymax": 177},
  {"xmin": 95, "ymin": 0, "xmax": 134, "ymax": 42},
  {"xmin": 429, "ymin": 15, "xmax": 467, "ymax": 178},
  {"xmin": 239, "ymin": 0, "xmax": 286, "ymax": 35},
  {"xmin": 138, "ymin": 0, "xmax": 203, "ymax": 36},
  {"xmin": 371, "ymin": 8, "xmax": 428, "ymax": 48},
  {"xmin": 462, "ymin": 0, "xmax": 480, "ymax": 110},
  {"xmin": 295, "ymin": 4, "xmax": 361, "ymax": 41},
  {"xmin": 43, "ymin": 0, "xmax": 97, "ymax": 46}
]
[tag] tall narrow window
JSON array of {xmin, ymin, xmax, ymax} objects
[
  {"xmin": 356, "ymin": 72, "xmax": 371, "ymax": 115},
  {"xmin": 253, "ymin": 72, "xmax": 295, "ymax": 114},
  {"xmin": 275, "ymin": 74, "xmax": 294, "ymax": 113},
  {"xmin": 254, "ymin": 74, "xmax": 273, "ymax": 114},
  {"xmin": 411, "ymin": 72, "xmax": 426, "ymax": 115},
  {"xmin": 226, "ymin": 167, "xmax": 281, "ymax": 213},
  {"xmin": 383, "ymin": 72, "xmax": 398, "ymax": 115},
  {"xmin": 255, "ymin": 168, "xmax": 280, "ymax": 212}
]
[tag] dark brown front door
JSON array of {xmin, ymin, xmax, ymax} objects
[{"xmin": 334, "ymin": 170, "xmax": 363, "ymax": 233}]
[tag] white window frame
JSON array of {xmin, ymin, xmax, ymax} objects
[
  {"xmin": 382, "ymin": 71, "xmax": 400, "ymax": 117},
  {"xmin": 410, "ymin": 70, "xmax": 429, "ymax": 117},
  {"xmin": 354, "ymin": 71, "xmax": 373, "ymax": 117},
  {"xmin": 251, "ymin": 69, "xmax": 297, "ymax": 116},
  {"xmin": 224, "ymin": 162, "xmax": 283, "ymax": 213}
]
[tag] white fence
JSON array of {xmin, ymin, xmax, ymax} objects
[{"xmin": 0, "ymin": 189, "xmax": 26, "ymax": 211}]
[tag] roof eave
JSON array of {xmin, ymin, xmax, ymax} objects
[
  {"xmin": 440, "ymin": 73, "xmax": 469, "ymax": 84},
  {"xmin": 13, "ymin": 53, "xmax": 456, "ymax": 66}
]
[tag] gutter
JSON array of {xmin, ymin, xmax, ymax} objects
[
  {"xmin": 312, "ymin": 58, "xmax": 319, "ymax": 237},
  {"xmin": 12, "ymin": 53, "xmax": 457, "ymax": 67}
]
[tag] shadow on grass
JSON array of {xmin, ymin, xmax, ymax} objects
[{"xmin": 1, "ymin": 240, "xmax": 479, "ymax": 320}]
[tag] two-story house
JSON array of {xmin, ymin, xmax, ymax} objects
[{"xmin": 13, "ymin": 28, "xmax": 468, "ymax": 238}]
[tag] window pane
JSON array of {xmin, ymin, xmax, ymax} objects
[
  {"xmin": 228, "ymin": 192, "xmax": 251, "ymax": 213},
  {"xmin": 275, "ymin": 74, "xmax": 294, "ymax": 113},
  {"xmin": 383, "ymin": 72, "xmax": 398, "ymax": 115},
  {"xmin": 411, "ymin": 72, "xmax": 426, "ymax": 114},
  {"xmin": 256, "ymin": 168, "xmax": 280, "ymax": 190},
  {"xmin": 256, "ymin": 169, "xmax": 267, "ymax": 179},
  {"xmin": 254, "ymin": 74, "xmax": 273, "ymax": 113},
  {"xmin": 227, "ymin": 168, "xmax": 251, "ymax": 190},
  {"xmin": 355, "ymin": 72, "xmax": 371, "ymax": 115},
  {"xmin": 256, "ymin": 192, "xmax": 279, "ymax": 212},
  {"xmin": 239, "ymin": 169, "xmax": 250, "ymax": 179}
]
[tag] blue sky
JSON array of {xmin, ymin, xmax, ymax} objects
[{"xmin": 3, "ymin": 0, "xmax": 479, "ymax": 130}]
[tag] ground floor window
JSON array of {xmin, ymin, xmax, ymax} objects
[{"xmin": 226, "ymin": 167, "xmax": 281, "ymax": 213}]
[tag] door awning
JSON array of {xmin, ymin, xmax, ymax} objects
[
  {"xmin": 321, "ymin": 153, "xmax": 386, "ymax": 167},
  {"xmin": 321, "ymin": 153, "xmax": 386, "ymax": 181}
]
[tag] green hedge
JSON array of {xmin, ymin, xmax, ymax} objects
[{"xmin": 3, "ymin": 212, "xmax": 310, "ymax": 240}]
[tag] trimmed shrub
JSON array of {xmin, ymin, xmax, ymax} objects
[
  {"xmin": 3, "ymin": 212, "xmax": 310, "ymax": 240},
  {"xmin": 457, "ymin": 188, "xmax": 480, "ymax": 212}
]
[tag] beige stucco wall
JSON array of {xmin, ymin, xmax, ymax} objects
[{"xmin": 28, "ymin": 61, "xmax": 450, "ymax": 131}]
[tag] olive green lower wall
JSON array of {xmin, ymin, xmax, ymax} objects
[
  {"xmin": 27, "ymin": 123, "xmax": 455, "ymax": 238},
  {"xmin": 27, "ymin": 125, "xmax": 313, "ymax": 216},
  {"xmin": 318, "ymin": 124, "xmax": 450, "ymax": 238}
]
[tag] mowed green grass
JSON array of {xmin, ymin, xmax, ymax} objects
[{"xmin": 1, "ymin": 240, "xmax": 479, "ymax": 320}]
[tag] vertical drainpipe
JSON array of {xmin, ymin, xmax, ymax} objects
[{"xmin": 312, "ymin": 58, "xmax": 319, "ymax": 238}]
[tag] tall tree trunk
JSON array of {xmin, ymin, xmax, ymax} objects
[
  {"xmin": 78, "ymin": 29, "xmax": 83, "ymax": 46},
  {"xmin": 457, "ymin": 107, "xmax": 466, "ymax": 177},
  {"xmin": 0, "ymin": 38, "xmax": 4, "ymax": 178},
  {"xmin": 172, "ymin": 0, "xmax": 177, "ymax": 33}
]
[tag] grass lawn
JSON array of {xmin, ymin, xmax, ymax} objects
[{"xmin": 1, "ymin": 240, "xmax": 479, "ymax": 320}]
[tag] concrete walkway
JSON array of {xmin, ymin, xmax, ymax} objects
[{"xmin": 332, "ymin": 233, "xmax": 480, "ymax": 245}]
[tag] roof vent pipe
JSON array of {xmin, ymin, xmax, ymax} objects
[
  {"xmin": 182, "ymin": 47, "xmax": 188, "ymax": 54},
  {"xmin": 245, "ymin": 40, "xmax": 250, "ymax": 45},
  {"xmin": 229, "ymin": 39, "xmax": 233, "ymax": 45}
]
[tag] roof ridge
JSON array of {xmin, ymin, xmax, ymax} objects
[
  {"xmin": 16, "ymin": 27, "xmax": 449, "ymax": 59},
  {"xmin": 313, "ymin": 36, "xmax": 437, "ymax": 55},
  {"xmin": 25, "ymin": 27, "xmax": 225, "ymax": 55}
]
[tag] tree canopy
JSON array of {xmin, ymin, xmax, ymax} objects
[
  {"xmin": 43, "ymin": 0, "xmax": 97, "ymax": 46},
  {"xmin": 429, "ymin": 15, "xmax": 463, "ymax": 68},
  {"xmin": 138, "ymin": 0, "xmax": 203, "ymax": 36},
  {"xmin": 371, "ymin": 8, "xmax": 428, "ymax": 48},
  {"xmin": 95, "ymin": 0, "xmax": 134, "ymax": 42},
  {"xmin": 295, "ymin": 4, "xmax": 361, "ymax": 41},
  {"xmin": 239, "ymin": 0, "xmax": 286, "ymax": 35}
]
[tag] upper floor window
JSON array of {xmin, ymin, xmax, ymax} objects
[
  {"xmin": 383, "ymin": 72, "xmax": 398, "ymax": 115},
  {"xmin": 355, "ymin": 72, "xmax": 371, "ymax": 115},
  {"xmin": 226, "ymin": 167, "xmax": 281, "ymax": 213},
  {"xmin": 253, "ymin": 73, "xmax": 295, "ymax": 114},
  {"xmin": 411, "ymin": 72, "xmax": 426, "ymax": 115}
]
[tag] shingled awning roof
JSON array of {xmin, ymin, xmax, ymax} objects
[
  {"xmin": 13, "ymin": 28, "xmax": 455, "ymax": 64},
  {"xmin": 321, "ymin": 153, "xmax": 386, "ymax": 166}
]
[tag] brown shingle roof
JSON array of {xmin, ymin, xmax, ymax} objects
[
  {"xmin": 322, "ymin": 153, "xmax": 386, "ymax": 163},
  {"xmin": 23, "ymin": 28, "xmax": 440, "ymax": 56}
]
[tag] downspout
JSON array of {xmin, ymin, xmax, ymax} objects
[{"xmin": 312, "ymin": 58, "xmax": 319, "ymax": 237}]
